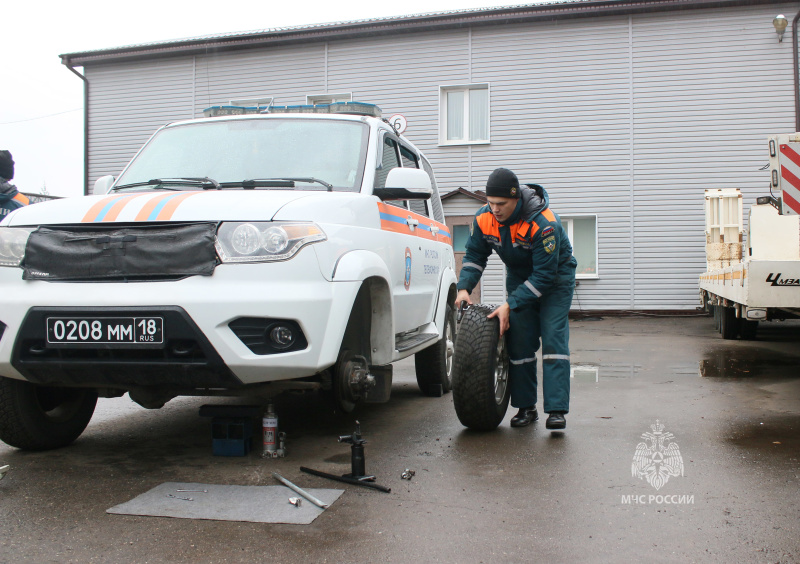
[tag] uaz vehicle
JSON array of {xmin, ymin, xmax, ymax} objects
[{"xmin": 0, "ymin": 102, "xmax": 457, "ymax": 450}]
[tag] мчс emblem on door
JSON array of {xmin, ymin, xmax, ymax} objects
[{"xmin": 404, "ymin": 247, "xmax": 412, "ymax": 290}]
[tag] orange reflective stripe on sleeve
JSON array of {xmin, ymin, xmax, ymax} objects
[
  {"xmin": 541, "ymin": 208, "xmax": 556, "ymax": 222},
  {"xmin": 12, "ymin": 193, "xmax": 29, "ymax": 206}
]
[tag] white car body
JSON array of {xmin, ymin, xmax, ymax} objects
[{"xmin": 0, "ymin": 106, "xmax": 457, "ymax": 436}]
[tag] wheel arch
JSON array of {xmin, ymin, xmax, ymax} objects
[
  {"xmin": 338, "ymin": 276, "xmax": 393, "ymax": 366},
  {"xmin": 433, "ymin": 266, "xmax": 458, "ymax": 338},
  {"xmin": 331, "ymin": 251, "xmax": 394, "ymax": 365}
]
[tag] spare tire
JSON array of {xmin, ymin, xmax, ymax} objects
[{"xmin": 452, "ymin": 304, "xmax": 511, "ymax": 431}]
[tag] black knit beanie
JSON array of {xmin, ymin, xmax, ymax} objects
[
  {"xmin": 0, "ymin": 150, "xmax": 14, "ymax": 180},
  {"xmin": 485, "ymin": 167, "xmax": 519, "ymax": 198}
]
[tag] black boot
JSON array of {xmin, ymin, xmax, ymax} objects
[
  {"xmin": 546, "ymin": 412, "xmax": 566, "ymax": 430},
  {"xmin": 510, "ymin": 407, "xmax": 538, "ymax": 427}
]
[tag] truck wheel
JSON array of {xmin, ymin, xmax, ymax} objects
[
  {"xmin": 0, "ymin": 377, "xmax": 97, "ymax": 451},
  {"xmin": 740, "ymin": 319, "xmax": 758, "ymax": 340},
  {"xmin": 712, "ymin": 305, "xmax": 721, "ymax": 331},
  {"xmin": 719, "ymin": 306, "xmax": 739, "ymax": 340},
  {"xmin": 415, "ymin": 303, "xmax": 456, "ymax": 396},
  {"xmin": 452, "ymin": 304, "xmax": 510, "ymax": 431}
]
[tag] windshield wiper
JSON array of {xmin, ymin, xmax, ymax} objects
[
  {"xmin": 279, "ymin": 177, "xmax": 333, "ymax": 191},
  {"xmin": 225, "ymin": 177, "xmax": 334, "ymax": 192},
  {"xmin": 112, "ymin": 177, "xmax": 220, "ymax": 191}
]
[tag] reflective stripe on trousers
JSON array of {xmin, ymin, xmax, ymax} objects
[{"xmin": 505, "ymin": 281, "xmax": 574, "ymax": 413}]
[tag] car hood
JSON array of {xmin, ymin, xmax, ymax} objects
[{"xmin": 3, "ymin": 190, "xmax": 367, "ymax": 226}]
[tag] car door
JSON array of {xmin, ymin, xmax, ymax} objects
[{"xmin": 374, "ymin": 134, "xmax": 436, "ymax": 333}]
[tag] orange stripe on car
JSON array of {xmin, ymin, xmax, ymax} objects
[
  {"xmin": 377, "ymin": 202, "xmax": 452, "ymax": 244},
  {"xmin": 82, "ymin": 194, "xmax": 144, "ymax": 223},
  {"xmin": 134, "ymin": 192, "xmax": 203, "ymax": 222}
]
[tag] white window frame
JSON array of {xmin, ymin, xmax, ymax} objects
[
  {"xmin": 438, "ymin": 84, "xmax": 490, "ymax": 146},
  {"xmin": 306, "ymin": 93, "xmax": 353, "ymax": 105},
  {"xmin": 561, "ymin": 215, "xmax": 599, "ymax": 279}
]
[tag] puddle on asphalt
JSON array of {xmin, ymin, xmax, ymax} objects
[{"xmin": 699, "ymin": 349, "xmax": 799, "ymax": 378}]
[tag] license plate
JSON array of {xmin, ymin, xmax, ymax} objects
[{"xmin": 46, "ymin": 317, "xmax": 164, "ymax": 345}]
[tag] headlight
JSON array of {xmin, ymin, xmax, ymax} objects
[
  {"xmin": 215, "ymin": 222, "xmax": 326, "ymax": 263},
  {"xmin": 0, "ymin": 227, "xmax": 35, "ymax": 268}
]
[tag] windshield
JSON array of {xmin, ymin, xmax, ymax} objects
[{"xmin": 116, "ymin": 118, "xmax": 370, "ymax": 192}]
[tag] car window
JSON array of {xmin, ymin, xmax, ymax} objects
[
  {"xmin": 421, "ymin": 157, "xmax": 444, "ymax": 223},
  {"xmin": 375, "ymin": 137, "xmax": 400, "ymax": 191},
  {"xmin": 400, "ymin": 145, "xmax": 418, "ymax": 169},
  {"xmin": 376, "ymin": 136, "xmax": 408, "ymax": 210}
]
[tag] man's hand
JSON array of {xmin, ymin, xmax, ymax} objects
[
  {"xmin": 487, "ymin": 302, "xmax": 511, "ymax": 335},
  {"xmin": 454, "ymin": 289, "xmax": 473, "ymax": 309}
]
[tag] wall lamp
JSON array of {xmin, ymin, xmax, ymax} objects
[{"xmin": 774, "ymin": 14, "xmax": 788, "ymax": 42}]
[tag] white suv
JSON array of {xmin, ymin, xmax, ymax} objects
[{"xmin": 0, "ymin": 102, "xmax": 457, "ymax": 450}]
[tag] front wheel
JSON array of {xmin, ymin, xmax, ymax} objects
[
  {"xmin": 452, "ymin": 304, "xmax": 510, "ymax": 431},
  {"xmin": 0, "ymin": 377, "xmax": 97, "ymax": 450},
  {"xmin": 415, "ymin": 303, "xmax": 456, "ymax": 396}
]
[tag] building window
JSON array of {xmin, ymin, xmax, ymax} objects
[
  {"xmin": 453, "ymin": 224, "xmax": 470, "ymax": 253},
  {"xmin": 561, "ymin": 216, "xmax": 598, "ymax": 278},
  {"xmin": 307, "ymin": 93, "xmax": 352, "ymax": 105},
  {"xmin": 439, "ymin": 84, "xmax": 490, "ymax": 145}
]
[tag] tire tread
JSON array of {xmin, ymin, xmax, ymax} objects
[{"xmin": 452, "ymin": 304, "xmax": 509, "ymax": 431}]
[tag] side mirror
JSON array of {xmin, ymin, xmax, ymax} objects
[
  {"xmin": 374, "ymin": 168, "xmax": 432, "ymax": 201},
  {"xmin": 92, "ymin": 175, "xmax": 116, "ymax": 195}
]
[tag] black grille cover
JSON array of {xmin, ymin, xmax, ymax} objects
[{"xmin": 21, "ymin": 222, "xmax": 218, "ymax": 281}]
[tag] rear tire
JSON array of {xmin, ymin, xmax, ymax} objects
[
  {"xmin": 415, "ymin": 303, "xmax": 456, "ymax": 396},
  {"xmin": 740, "ymin": 319, "xmax": 758, "ymax": 340},
  {"xmin": 719, "ymin": 306, "xmax": 739, "ymax": 340},
  {"xmin": 0, "ymin": 377, "xmax": 97, "ymax": 450},
  {"xmin": 452, "ymin": 304, "xmax": 510, "ymax": 431}
]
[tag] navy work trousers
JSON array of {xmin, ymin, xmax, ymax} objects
[{"xmin": 505, "ymin": 278, "xmax": 574, "ymax": 413}]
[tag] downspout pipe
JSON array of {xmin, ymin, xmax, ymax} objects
[
  {"xmin": 794, "ymin": 10, "xmax": 800, "ymax": 131},
  {"xmin": 62, "ymin": 57, "xmax": 89, "ymax": 195}
]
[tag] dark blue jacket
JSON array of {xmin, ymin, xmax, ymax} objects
[
  {"xmin": 456, "ymin": 184, "xmax": 577, "ymax": 310},
  {"xmin": 0, "ymin": 179, "xmax": 28, "ymax": 220}
]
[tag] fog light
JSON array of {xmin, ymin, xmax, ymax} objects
[{"xmin": 270, "ymin": 325, "xmax": 295, "ymax": 348}]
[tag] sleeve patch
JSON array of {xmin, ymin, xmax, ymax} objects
[
  {"xmin": 543, "ymin": 235, "xmax": 556, "ymax": 254},
  {"xmin": 541, "ymin": 226, "xmax": 555, "ymax": 238}
]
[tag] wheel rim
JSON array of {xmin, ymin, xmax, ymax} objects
[
  {"xmin": 494, "ymin": 335, "xmax": 509, "ymax": 404},
  {"xmin": 444, "ymin": 317, "xmax": 455, "ymax": 382}
]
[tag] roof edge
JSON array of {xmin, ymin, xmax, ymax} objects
[
  {"xmin": 61, "ymin": 0, "xmax": 778, "ymax": 66},
  {"xmin": 441, "ymin": 188, "xmax": 488, "ymax": 202}
]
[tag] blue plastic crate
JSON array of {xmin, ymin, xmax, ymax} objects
[{"xmin": 211, "ymin": 416, "xmax": 253, "ymax": 457}]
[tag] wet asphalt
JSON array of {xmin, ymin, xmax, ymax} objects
[{"xmin": 0, "ymin": 315, "xmax": 798, "ymax": 563}]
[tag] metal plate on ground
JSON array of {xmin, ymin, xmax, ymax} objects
[{"xmin": 106, "ymin": 482, "xmax": 343, "ymax": 524}]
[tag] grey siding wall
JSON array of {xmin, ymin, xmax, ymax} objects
[
  {"xmin": 86, "ymin": 59, "xmax": 195, "ymax": 184},
  {"xmin": 82, "ymin": 3, "xmax": 798, "ymax": 310},
  {"xmin": 629, "ymin": 6, "xmax": 796, "ymax": 308}
]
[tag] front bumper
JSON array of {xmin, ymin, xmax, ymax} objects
[{"xmin": 0, "ymin": 250, "xmax": 361, "ymax": 387}]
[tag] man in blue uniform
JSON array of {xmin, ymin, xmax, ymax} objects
[
  {"xmin": 454, "ymin": 168, "xmax": 577, "ymax": 429},
  {"xmin": 0, "ymin": 151, "xmax": 29, "ymax": 220}
]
